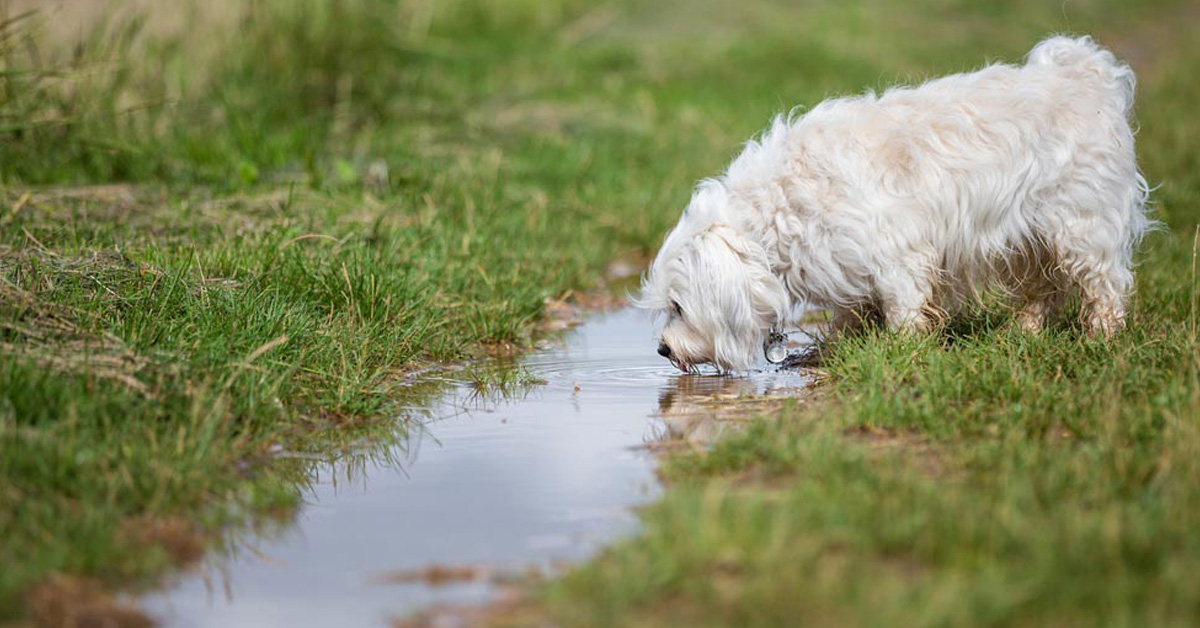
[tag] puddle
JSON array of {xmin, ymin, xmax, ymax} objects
[{"xmin": 138, "ymin": 308, "xmax": 813, "ymax": 628}]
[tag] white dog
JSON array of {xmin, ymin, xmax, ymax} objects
[{"xmin": 639, "ymin": 36, "xmax": 1151, "ymax": 372}]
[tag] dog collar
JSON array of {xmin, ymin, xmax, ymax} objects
[{"xmin": 764, "ymin": 329, "xmax": 788, "ymax": 364}]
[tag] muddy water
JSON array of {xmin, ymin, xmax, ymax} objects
[{"xmin": 138, "ymin": 308, "xmax": 812, "ymax": 628}]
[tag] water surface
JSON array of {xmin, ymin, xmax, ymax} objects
[{"xmin": 139, "ymin": 308, "xmax": 811, "ymax": 627}]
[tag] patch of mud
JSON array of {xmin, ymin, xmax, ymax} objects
[
  {"xmin": 28, "ymin": 576, "xmax": 154, "ymax": 628},
  {"xmin": 655, "ymin": 365, "xmax": 821, "ymax": 449},
  {"xmin": 391, "ymin": 585, "xmax": 546, "ymax": 628},
  {"xmin": 120, "ymin": 517, "xmax": 208, "ymax": 568}
]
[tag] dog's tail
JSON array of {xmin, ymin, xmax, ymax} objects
[{"xmin": 1026, "ymin": 36, "xmax": 1136, "ymax": 116}]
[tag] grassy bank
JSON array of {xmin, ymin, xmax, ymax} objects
[
  {"xmin": 533, "ymin": 2, "xmax": 1200, "ymax": 627},
  {"xmin": 2, "ymin": 0, "xmax": 1198, "ymax": 625},
  {"xmin": 0, "ymin": 0, "xmax": 705, "ymax": 615}
]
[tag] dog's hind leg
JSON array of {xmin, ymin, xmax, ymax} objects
[
  {"xmin": 1041, "ymin": 176, "xmax": 1142, "ymax": 337},
  {"xmin": 1016, "ymin": 290, "xmax": 1065, "ymax": 333},
  {"xmin": 1037, "ymin": 109, "xmax": 1146, "ymax": 337},
  {"xmin": 1070, "ymin": 259, "xmax": 1131, "ymax": 338},
  {"xmin": 1049, "ymin": 220, "xmax": 1134, "ymax": 338}
]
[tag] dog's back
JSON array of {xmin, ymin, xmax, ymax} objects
[{"xmin": 740, "ymin": 36, "xmax": 1149, "ymax": 333}]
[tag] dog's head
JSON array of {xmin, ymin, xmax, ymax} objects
[{"xmin": 637, "ymin": 182, "xmax": 789, "ymax": 373}]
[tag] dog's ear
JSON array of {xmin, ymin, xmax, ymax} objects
[
  {"xmin": 639, "ymin": 182, "xmax": 738, "ymax": 313},
  {"xmin": 692, "ymin": 227, "xmax": 789, "ymax": 369},
  {"xmin": 711, "ymin": 227, "xmax": 789, "ymax": 324}
]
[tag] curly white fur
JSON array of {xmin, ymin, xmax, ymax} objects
[{"xmin": 639, "ymin": 36, "xmax": 1152, "ymax": 372}]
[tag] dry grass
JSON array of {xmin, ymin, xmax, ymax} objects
[{"xmin": 0, "ymin": 248, "xmax": 171, "ymax": 397}]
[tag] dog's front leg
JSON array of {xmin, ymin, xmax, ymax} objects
[{"xmin": 876, "ymin": 267, "xmax": 938, "ymax": 334}]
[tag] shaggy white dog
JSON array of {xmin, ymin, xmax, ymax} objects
[{"xmin": 639, "ymin": 36, "xmax": 1151, "ymax": 372}]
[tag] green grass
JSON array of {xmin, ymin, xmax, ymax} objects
[
  {"xmin": 2, "ymin": 0, "xmax": 1199, "ymax": 625},
  {"xmin": 531, "ymin": 3, "xmax": 1200, "ymax": 626}
]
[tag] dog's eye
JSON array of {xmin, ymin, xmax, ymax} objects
[{"xmin": 671, "ymin": 300, "xmax": 683, "ymax": 318}]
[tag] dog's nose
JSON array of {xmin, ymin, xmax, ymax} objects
[{"xmin": 657, "ymin": 343, "xmax": 672, "ymax": 358}]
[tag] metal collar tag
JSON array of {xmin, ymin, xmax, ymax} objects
[{"xmin": 764, "ymin": 329, "xmax": 788, "ymax": 364}]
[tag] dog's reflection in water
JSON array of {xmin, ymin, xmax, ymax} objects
[{"xmin": 653, "ymin": 373, "xmax": 800, "ymax": 446}]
